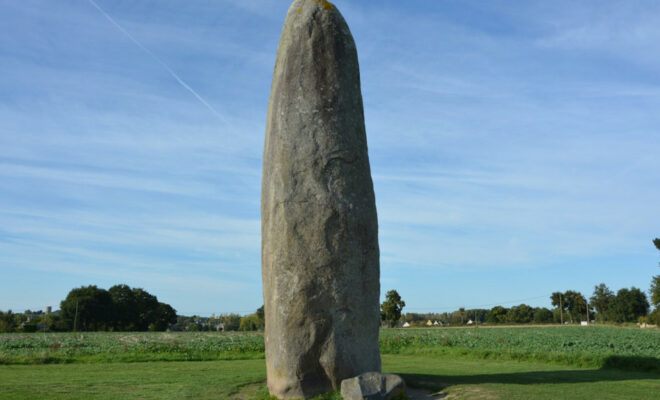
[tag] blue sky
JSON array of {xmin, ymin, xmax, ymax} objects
[{"xmin": 1, "ymin": 0, "xmax": 659, "ymax": 316}]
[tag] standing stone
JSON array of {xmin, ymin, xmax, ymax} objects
[{"xmin": 262, "ymin": 0, "xmax": 381, "ymax": 398}]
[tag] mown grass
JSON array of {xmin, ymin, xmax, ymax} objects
[
  {"xmin": 2, "ymin": 326, "xmax": 659, "ymax": 373},
  {"xmin": 0, "ymin": 359, "xmax": 266, "ymax": 399},
  {"xmin": 383, "ymin": 354, "xmax": 660, "ymax": 400},
  {"xmin": 1, "ymin": 355, "xmax": 658, "ymax": 400}
]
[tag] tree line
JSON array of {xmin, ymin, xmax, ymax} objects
[
  {"xmin": 0, "ymin": 282, "xmax": 266, "ymax": 333},
  {"xmin": 173, "ymin": 306, "xmax": 264, "ymax": 332},
  {"xmin": 3, "ymin": 239, "xmax": 659, "ymax": 332},
  {"xmin": 382, "ymin": 238, "xmax": 660, "ymax": 327},
  {"xmin": 0, "ymin": 284, "xmax": 176, "ymax": 332},
  {"xmin": 396, "ymin": 305, "xmax": 557, "ymax": 327},
  {"xmin": 383, "ymin": 284, "xmax": 653, "ymax": 328}
]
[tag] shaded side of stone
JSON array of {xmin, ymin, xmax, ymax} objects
[{"xmin": 262, "ymin": 0, "xmax": 381, "ymax": 398}]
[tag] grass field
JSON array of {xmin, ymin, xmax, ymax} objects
[
  {"xmin": 1, "ymin": 355, "xmax": 659, "ymax": 399},
  {"xmin": 1, "ymin": 326, "xmax": 659, "ymax": 399}
]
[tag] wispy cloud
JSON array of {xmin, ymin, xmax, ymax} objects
[{"xmin": 87, "ymin": 0, "xmax": 228, "ymax": 124}]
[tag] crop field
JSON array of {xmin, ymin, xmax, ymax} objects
[
  {"xmin": 380, "ymin": 326, "xmax": 660, "ymax": 371},
  {"xmin": 1, "ymin": 326, "xmax": 659, "ymax": 399},
  {"xmin": 1, "ymin": 326, "xmax": 659, "ymax": 371},
  {"xmin": 0, "ymin": 331, "xmax": 265, "ymax": 364},
  {"xmin": 381, "ymin": 326, "xmax": 660, "ymax": 356}
]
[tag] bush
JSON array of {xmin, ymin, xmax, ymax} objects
[
  {"xmin": 239, "ymin": 314, "xmax": 261, "ymax": 331},
  {"xmin": 220, "ymin": 314, "xmax": 241, "ymax": 331}
]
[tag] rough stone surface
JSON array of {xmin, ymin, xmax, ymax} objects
[
  {"xmin": 261, "ymin": 0, "xmax": 381, "ymax": 398},
  {"xmin": 340, "ymin": 372, "xmax": 406, "ymax": 400}
]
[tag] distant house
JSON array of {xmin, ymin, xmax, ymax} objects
[
  {"xmin": 580, "ymin": 321, "xmax": 588, "ymax": 326},
  {"xmin": 467, "ymin": 319, "xmax": 474, "ymax": 325},
  {"xmin": 402, "ymin": 322, "xmax": 411, "ymax": 328}
]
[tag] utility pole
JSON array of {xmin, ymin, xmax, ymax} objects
[
  {"xmin": 586, "ymin": 301, "xmax": 590, "ymax": 325},
  {"xmin": 559, "ymin": 293, "xmax": 563, "ymax": 325},
  {"xmin": 73, "ymin": 299, "xmax": 79, "ymax": 332}
]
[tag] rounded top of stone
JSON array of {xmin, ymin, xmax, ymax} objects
[
  {"xmin": 282, "ymin": 0, "xmax": 351, "ymax": 45},
  {"xmin": 290, "ymin": 0, "xmax": 335, "ymax": 14}
]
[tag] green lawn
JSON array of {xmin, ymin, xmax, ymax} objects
[
  {"xmin": 384, "ymin": 355, "xmax": 660, "ymax": 400},
  {"xmin": 0, "ymin": 359, "xmax": 266, "ymax": 400},
  {"xmin": 1, "ymin": 355, "xmax": 658, "ymax": 399}
]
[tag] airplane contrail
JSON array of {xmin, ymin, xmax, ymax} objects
[{"xmin": 87, "ymin": 0, "xmax": 228, "ymax": 124}]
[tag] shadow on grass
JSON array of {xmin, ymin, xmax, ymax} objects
[
  {"xmin": 601, "ymin": 355, "xmax": 660, "ymax": 373},
  {"xmin": 399, "ymin": 367, "xmax": 660, "ymax": 392}
]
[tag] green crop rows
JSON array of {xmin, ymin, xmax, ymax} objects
[
  {"xmin": 1, "ymin": 326, "xmax": 659, "ymax": 371},
  {"xmin": 379, "ymin": 326, "xmax": 660, "ymax": 371},
  {"xmin": 0, "ymin": 331, "xmax": 265, "ymax": 364},
  {"xmin": 379, "ymin": 326, "xmax": 660, "ymax": 357}
]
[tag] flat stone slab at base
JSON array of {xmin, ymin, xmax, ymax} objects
[{"xmin": 340, "ymin": 372, "xmax": 406, "ymax": 400}]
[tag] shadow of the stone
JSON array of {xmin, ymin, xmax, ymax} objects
[
  {"xmin": 399, "ymin": 367, "xmax": 660, "ymax": 392},
  {"xmin": 601, "ymin": 355, "xmax": 660, "ymax": 372}
]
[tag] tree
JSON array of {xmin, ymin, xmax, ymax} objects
[
  {"xmin": 651, "ymin": 239, "xmax": 660, "ymax": 308},
  {"xmin": 219, "ymin": 314, "xmax": 241, "ymax": 331},
  {"xmin": 403, "ymin": 312, "xmax": 425, "ymax": 324},
  {"xmin": 238, "ymin": 306, "xmax": 265, "ymax": 332},
  {"xmin": 507, "ymin": 304, "xmax": 533, "ymax": 324},
  {"xmin": 58, "ymin": 284, "xmax": 178, "ymax": 332},
  {"xmin": 533, "ymin": 307, "xmax": 554, "ymax": 323},
  {"xmin": 590, "ymin": 283, "xmax": 615, "ymax": 322},
  {"xmin": 610, "ymin": 287, "xmax": 649, "ymax": 323},
  {"xmin": 651, "ymin": 276, "xmax": 660, "ymax": 309},
  {"xmin": 107, "ymin": 285, "xmax": 176, "ymax": 331},
  {"xmin": 467, "ymin": 309, "xmax": 488, "ymax": 324},
  {"xmin": 486, "ymin": 306, "xmax": 508, "ymax": 324},
  {"xmin": 109, "ymin": 284, "xmax": 139, "ymax": 331},
  {"xmin": 150, "ymin": 302, "xmax": 177, "ymax": 331},
  {"xmin": 551, "ymin": 290, "xmax": 589, "ymax": 323},
  {"xmin": 256, "ymin": 305, "xmax": 265, "ymax": 329},
  {"xmin": 0, "ymin": 310, "xmax": 17, "ymax": 333},
  {"xmin": 239, "ymin": 314, "xmax": 261, "ymax": 331},
  {"xmin": 131, "ymin": 288, "xmax": 160, "ymax": 331},
  {"xmin": 381, "ymin": 290, "xmax": 405, "ymax": 327},
  {"xmin": 60, "ymin": 285, "xmax": 113, "ymax": 331}
]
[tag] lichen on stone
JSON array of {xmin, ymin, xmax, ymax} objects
[{"xmin": 310, "ymin": 0, "xmax": 334, "ymax": 11}]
